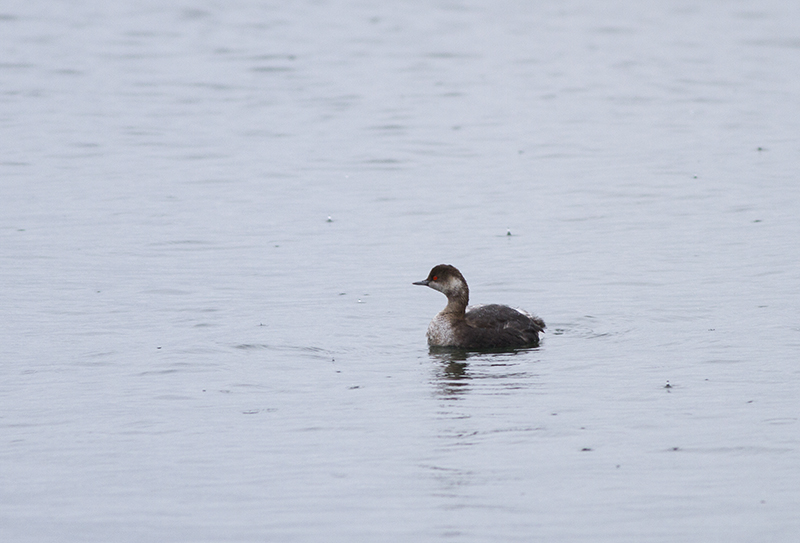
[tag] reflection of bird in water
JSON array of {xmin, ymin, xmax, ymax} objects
[
  {"xmin": 435, "ymin": 361, "xmax": 470, "ymax": 399},
  {"xmin": 429, "ymin": 346, "xmax": 541, "ymax": 400},
  {"xmin": 443, "ymin": 361, "xmax": 468, "ymax": 379},
  {"xmin": 427, "ymin": 350, "xmax": 471, "ymax": 398}
]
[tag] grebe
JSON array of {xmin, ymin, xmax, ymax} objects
[{"xmin": 413, "ymin": 264, "xmax": 545, "ymax": 349}]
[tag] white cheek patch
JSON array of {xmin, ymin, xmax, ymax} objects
[
  {"xmin": 426, "ymin": 280, "xmax": 444, "ymax": 293},
  {"xmin": 432, "ymin": 276, "xmax": 458, "ymax": 294}
]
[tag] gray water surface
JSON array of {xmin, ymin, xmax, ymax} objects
[{"xmin": 2, "ymin": 1, "xmax": 800, "ymax": 541}]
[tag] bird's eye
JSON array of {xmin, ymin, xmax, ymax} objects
[{"xmin": 432, "ymin": 276, "xmax": 438, "ymax": 281}]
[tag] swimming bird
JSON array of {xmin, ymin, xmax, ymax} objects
[{"xmin": 413, "ymin": 264, "xmax": 545, "ymax": 349}]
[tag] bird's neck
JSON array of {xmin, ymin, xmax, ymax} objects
[{"xmin": 442, "ymin": 289, "xmax": 469, "ymax": 317}]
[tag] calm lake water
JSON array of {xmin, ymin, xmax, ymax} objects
[{"xmin": 2, "ymin": 1, "xmax": 800, "ymax": 541}]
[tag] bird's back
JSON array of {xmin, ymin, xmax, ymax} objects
[{"xmin": 460, "ymin": 304, "xmax": 545, "ymax": 348}]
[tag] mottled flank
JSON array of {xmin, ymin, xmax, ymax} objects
[{"xmin": 413, "ymin": 264, "xmax": 545, "ymax": 349}]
